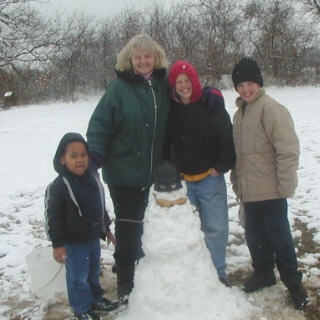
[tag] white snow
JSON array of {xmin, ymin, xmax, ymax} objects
[
  {"xmin": 4, "ymin": 91, "xmax": 13, "ymax": 97},
  {"xmin": 118, "ymin": 186, "xmax": 257, "ymax": 320},
  {"xmin": 0, "ymin": 87, "xmax": 319, "ymax": 319}
]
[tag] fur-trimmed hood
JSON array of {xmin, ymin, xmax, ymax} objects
[{"xmin": 115, "ymin": 68, "xmax": 167, "ymax": 84}]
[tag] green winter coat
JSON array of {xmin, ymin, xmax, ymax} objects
[{"xmin": 86, "ymin": 69, "xmax": 170, "ymax": 188}]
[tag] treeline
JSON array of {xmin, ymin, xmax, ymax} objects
[{"xmin": 0, "ymin": 0, "xmax": 319, "ymax": 105}]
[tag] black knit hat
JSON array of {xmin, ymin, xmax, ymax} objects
[{"xmin": 232, "ymin": 57, "xmax": 263, "ymax": 89}]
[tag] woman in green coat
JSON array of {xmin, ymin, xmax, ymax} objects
[{"xmin": 86, "ymin": 34, "xmax": 170, "ymax": 302}]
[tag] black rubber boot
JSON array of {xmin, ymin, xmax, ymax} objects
[
  {"xmin": 219, "ymin": 277, "xmax": 231, "ymax": 288},
  {"xmin": 115, "ymin": 261, "xmax": 135, "ymax": 302},
  {"xmin": 243, "ymin": 270, "xmax": 276, "ymax": 292},
  {"xmin": 288, "ymin": 284, "xmax": 310, "ymax": 310}
]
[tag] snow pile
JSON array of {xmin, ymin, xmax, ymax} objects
[{"xmin": 119, "ymin": 187, "xmax": 256, "ymax": 320}]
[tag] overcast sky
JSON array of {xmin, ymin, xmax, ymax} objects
[{"xmin": 40, "ymin": 0, "xmax": 183, "ymax": 18}]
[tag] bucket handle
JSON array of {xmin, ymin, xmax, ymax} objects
[{"xmin": 32, "ymin": 263, "xmax": 64, "ymax": 291}]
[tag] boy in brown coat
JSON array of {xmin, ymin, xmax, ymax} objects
[{"xmin": 231, "ymin": 57, "xmax": 309, "ymax": 310}]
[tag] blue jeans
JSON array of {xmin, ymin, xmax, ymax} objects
[
  {"xmin": 186, "ymin": 175, "xmax": 229, "ymax": 278},
  {"xmin": 65, "ymin": 238, "xmax": 104, "ymax": 314}
]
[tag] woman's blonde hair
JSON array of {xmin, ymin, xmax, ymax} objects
[{"xmin": 115, "ymin": 34, "xmax": 169, "ymax": 71}]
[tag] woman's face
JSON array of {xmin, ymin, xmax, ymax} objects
[
  {"xmin": 131, "ymin": 49, "xmax": 156, "ymax": 76},
  {"xmin": 175, "ymin": 73, "xmax": 192, "ymax": 104},
  {"xmin": 236, "ymin": 81, "xmax": 260, "ymax": 103}
]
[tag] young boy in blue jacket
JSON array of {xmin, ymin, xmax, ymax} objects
[{"xmin": 44, "ymin": 132, "xmax": 118, "ymax": 320}]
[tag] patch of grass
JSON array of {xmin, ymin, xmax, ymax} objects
[
  {"xmin": 228, "ymin": 268, "xmax": 250, "ymax": 286},
  {"xmin": 294, "ymin": 219, "xmax": 319, "ymax": 256},
  {"xmin": 227, "ymin": 218, "xmax": 320, "ymax": 319},
  {"xmin": 304, "ymin": 287, "xmax": 320, "ymax": 320},
  {"xmin": 293, "ymin": 218, "xmax": 320, "ymax": 319}
]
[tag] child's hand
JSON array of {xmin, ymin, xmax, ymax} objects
[
  {"xmin": 210, "ymin": 168, "xmax": 220, "ymax": 177},
  {"xmin": 106, "ymin": 231, "xmax": 116, "ymax": 246},
  {"xmin": 53, "ymin": 247, "xmax": 67, "ymax": 263}
]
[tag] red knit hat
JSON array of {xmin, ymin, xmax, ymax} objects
[{"xmin": 168, "ymin": 61, "xmax": 203, "ymax": 103}]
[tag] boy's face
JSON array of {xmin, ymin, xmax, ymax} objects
[
  {"xmin": 236, "ymin": 81, "xmax": 260, "ymax": 103},
  {"xmin": 60, "ymin": 141, "xmax": 89, "ymax": 176}
]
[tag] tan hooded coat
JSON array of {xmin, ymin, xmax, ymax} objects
[{"xmin": 231, "ymin": 89, "xmax": 299, "ymax": 202}]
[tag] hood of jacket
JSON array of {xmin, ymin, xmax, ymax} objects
[
  {"xmin": 115, "ymin": 68, "xmax": 167, "ymax": 84},
  {"xmin": 168, "ymin": 60, "xmax": 202, "ymax": 104},
  {"xmin": 53, "ymin": 132, "xmax": 88, "ymax": 174},
  {"xmin": 201, "ymin": 86, "xmax": 225, "ymax": 113}
]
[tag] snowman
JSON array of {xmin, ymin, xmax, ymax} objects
[{"xmin": 115, "ymin": 160, "xmax": 256, "ymax": 320}]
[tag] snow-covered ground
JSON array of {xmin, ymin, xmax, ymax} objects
[{"xmin": 0, "ymin": 86, "xmax": 319, "ymax": 319}]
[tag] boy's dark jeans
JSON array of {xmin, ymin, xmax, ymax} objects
[
  {"xmin": 108, "ymin": 185, "xmax": 149, "ymax": 298},
  {"xmin": 244, "ymin": 198, "xmax": 302, "ymax": 288}
]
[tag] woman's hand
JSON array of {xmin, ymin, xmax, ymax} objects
[
  {"xmin": 53, "ymin": 247, "xmax": 67, "ymax": 263},
  {"xmin": 210, "ymin": 168, "xmax": 220, "ymax": 177},
  {"xmin": 106, "ymin": 231, "xmax": 116, "ymax": 246}
]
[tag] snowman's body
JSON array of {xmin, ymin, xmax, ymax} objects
[{"xmin": 117, "ymin": 184, "xmax": 255, "ymax": 320}]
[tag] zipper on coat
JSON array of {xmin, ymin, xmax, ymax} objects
[
  {"xmin": 62, "ymin": 176, "xmax": 83, "ymax": 217},
  {"xmin": 237, "ymin": 109, "xmax": 245, "ymax": 200},
  {"xmin": 93, "ymin": 171, "xmax": 107, "ymax": 231},
  {"xmin": 145, "ymin": 79, "xmax": 158, "ymax": 189}
]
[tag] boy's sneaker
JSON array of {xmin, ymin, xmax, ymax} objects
[
  {"xmin": 288, "ymin": 284, "xmax": 310, "ymax": 310},
  {"xmin": 74, "ymin": 310, "xmax": 101, "ymax": 320},
  {"xmin": 243, "ymin": 270, "xmax": 276, "ymax": 292},
  {"xmin": 219, "ymin": 277, "xmax": 231, "ymax": 287},
  {"xmin": 119, "ymin": 295, "xmax": 129, "ymax": 305},
  {"xmin": 92, "ymin": 297, "xmax": 119, "ymax": 312}
]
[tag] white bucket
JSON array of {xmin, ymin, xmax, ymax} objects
[{"xmin": 26, "ymin": 247, "xmax": 67, "ymax": 301}]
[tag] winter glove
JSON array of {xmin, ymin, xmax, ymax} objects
[{"xmin": 90, "ymin": 151, "xmax": 105, "ymax": 170}]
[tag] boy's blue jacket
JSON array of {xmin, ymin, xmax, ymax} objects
[{"xmin": 44, "ymin": 132, "xmax": 111, "ymax": 248}]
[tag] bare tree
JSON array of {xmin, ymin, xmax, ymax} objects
[
  {"xmin": 167, "ymin": 4, "xmax": 203, "ymax": 64},
  {"xmin": 144, "ymin": 4, "xmax": 175, "ymax": 58},
  {"xmin": 190, "ymin": 0, "xmax": 243, "ymax": 83},
  {"xmin": 244, "ymin": 0, "xmax": 317, "ymax": 84},
  {"xmin": 297, "ymin": 0, "xmax": 320, "ymax": 17},
  {"xmin": 94, "ymin": 20, "xmax": 117, "ymax": 89},
  {"xmin": 0, "ymin": 0, "xmax": 65, "ymax": 70},
  {"xmin": 111, "ymin": 10, "xmax": 144, "ymax": 47},
  {"xmin": 2, "ymin": 0, "xmax": 319, "ymax": 105},
  {"xmin": 48, "ymin": 14, "xmax": 98, "ymax": 102}
]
